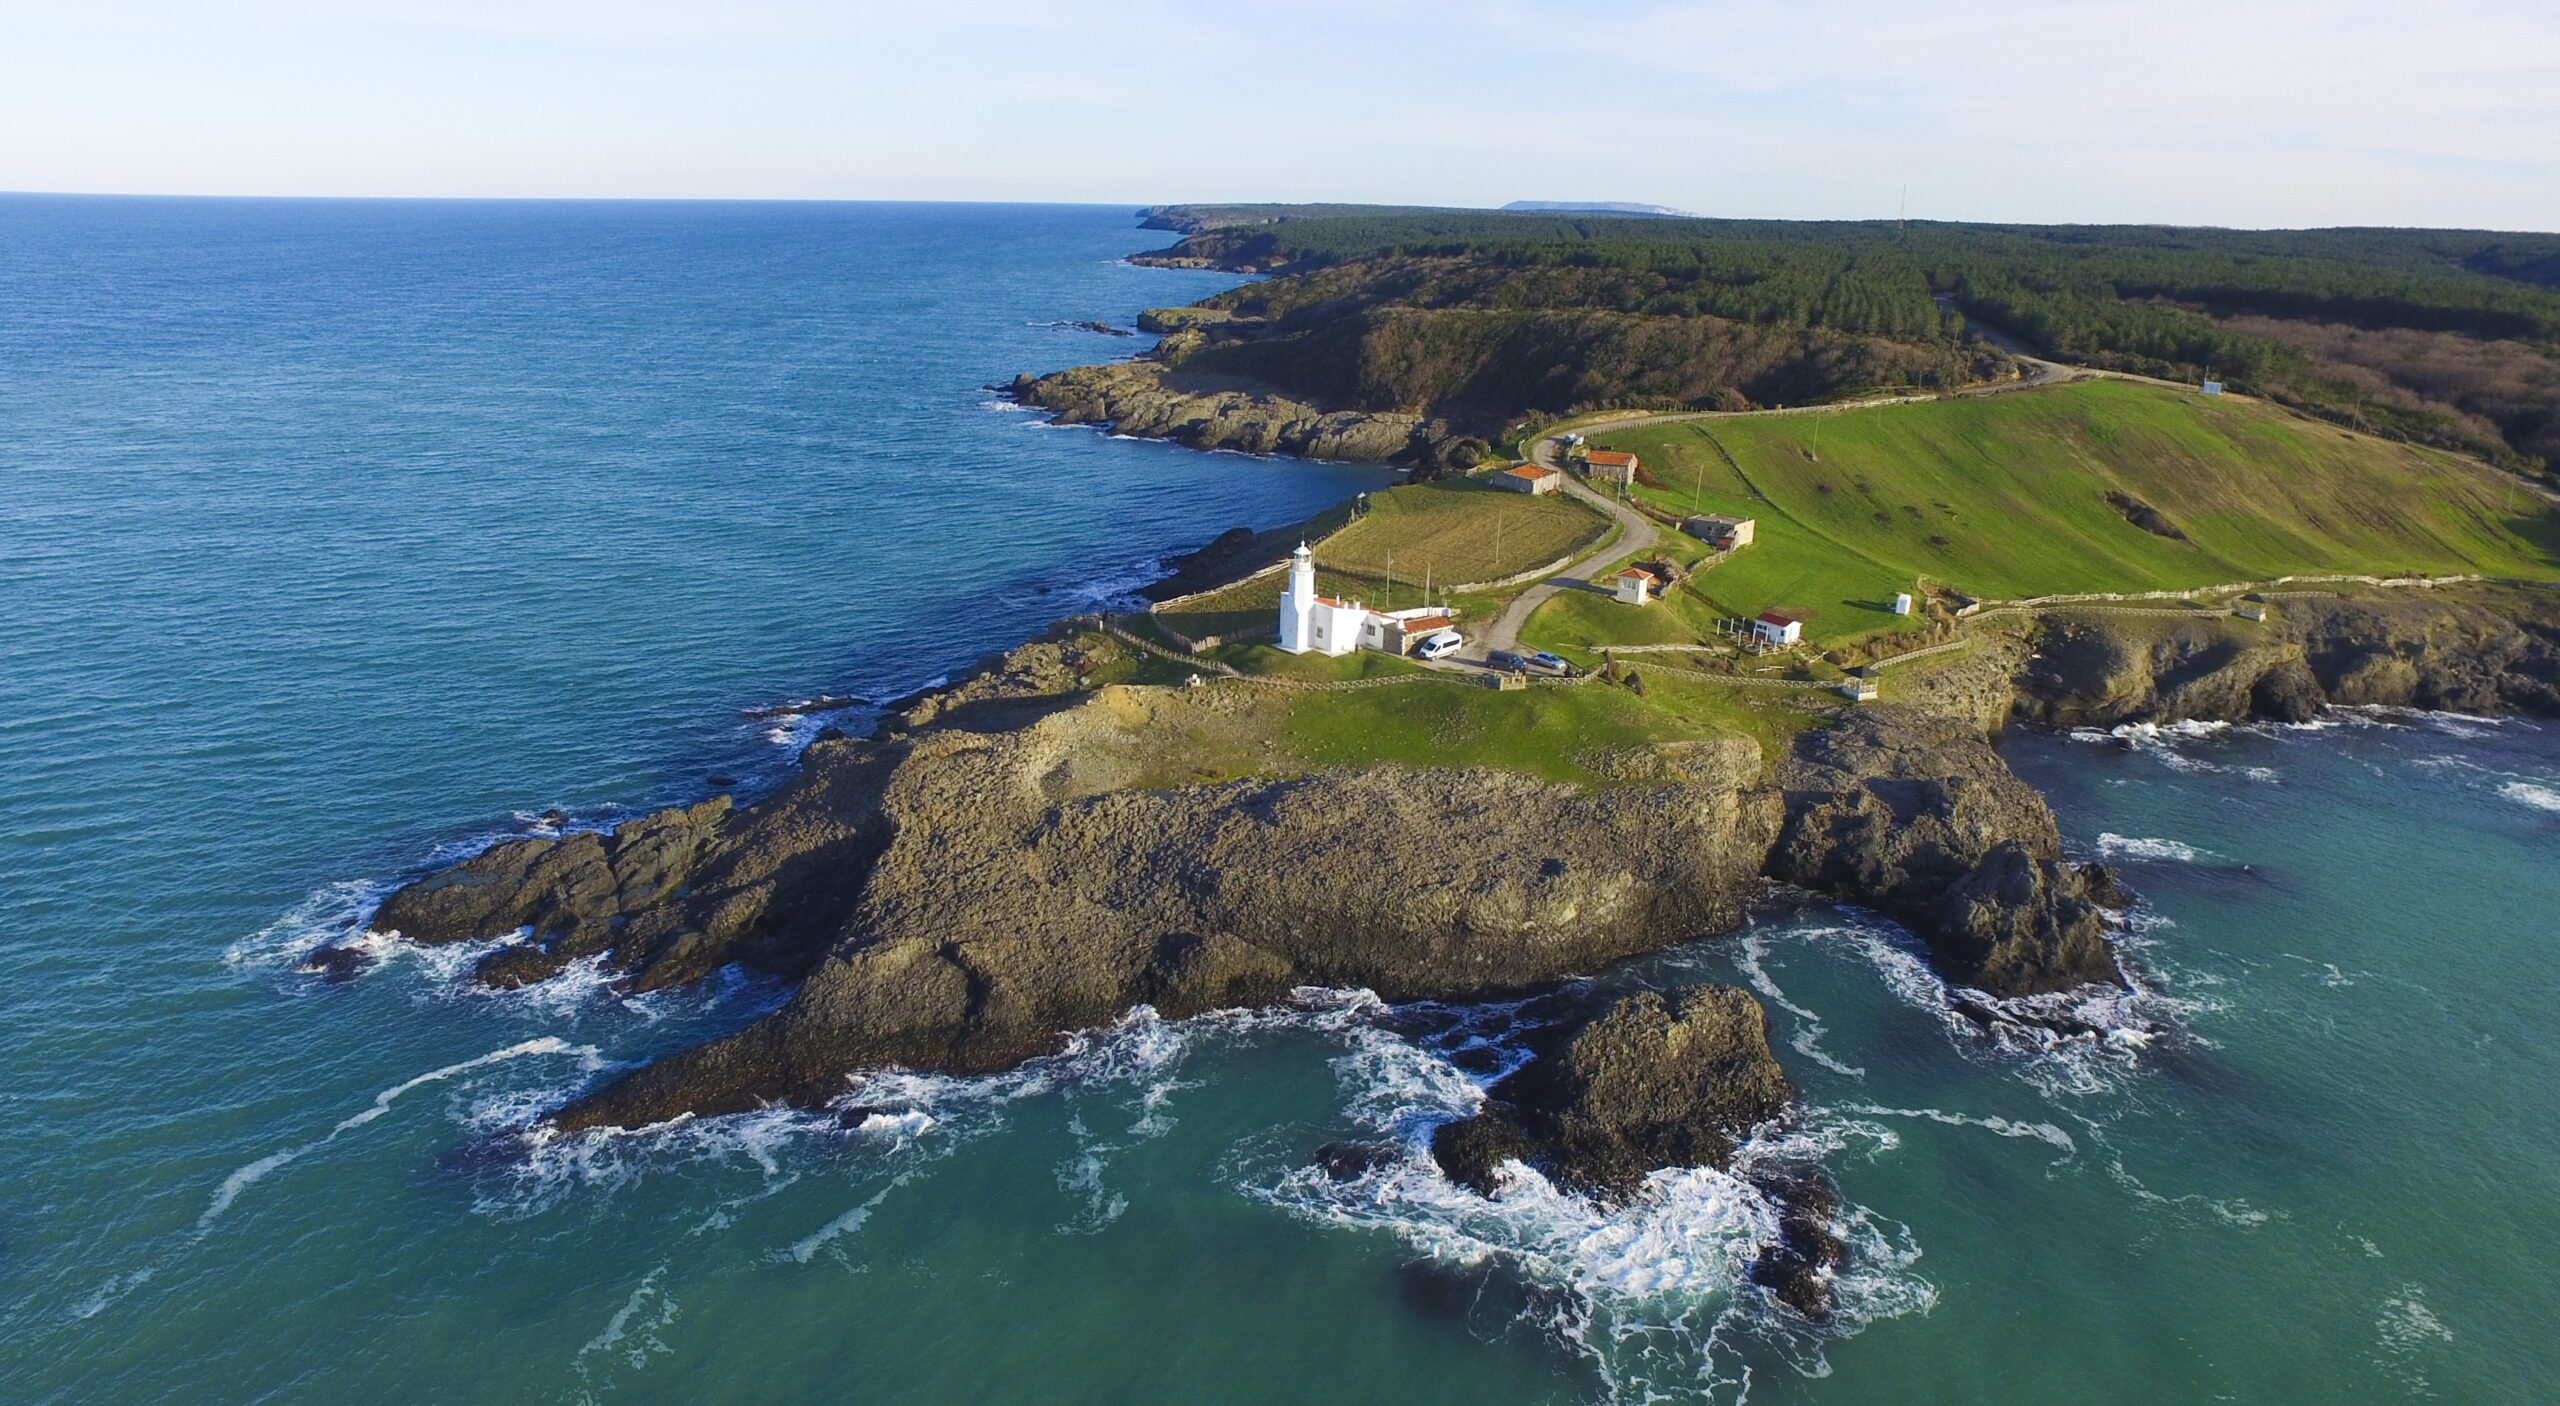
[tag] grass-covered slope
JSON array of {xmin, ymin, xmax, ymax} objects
[{"xmin": 1556, "ymin": 379, "xmax": 2558, "ymax": 647}]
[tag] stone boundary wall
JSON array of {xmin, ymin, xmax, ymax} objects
[
  {"xmin": 1445, "ymin": 549, "xmax": 1586, "ymax": 594},
  {"xmin": 1864, "ymin": 636, "xmax": 1977, "ymax": 670},
  {"xmin": 1976, "ymin": 572, "xmax": 2485, "ymax": 611}
]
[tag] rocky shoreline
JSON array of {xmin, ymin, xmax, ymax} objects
[
  {"xmin": 1010, "ymin": 359, "xmax": 1485, "ymax": 470},
  {"xmin": 315, "ymin": 553, "xmax": 2559, "ymax": 1322}
]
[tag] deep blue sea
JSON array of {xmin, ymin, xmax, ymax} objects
[{"xmin": 5, "ymin": 198, "xmax": 2559, "ymax": 1404}]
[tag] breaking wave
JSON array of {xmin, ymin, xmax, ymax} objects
[
  {"xmin": 1792, "ymin": 918, "xmax": 2180, "ymax": 1101},
  {"xmin": 2501, "ymin": 781, "xmax": 2560, "ymax": 814},
  {"xmin": 1234, "ymin": 996, "xmax": 1936, "ymax": 1402},
  {"xmin": 2095, "ymin": 833, "xmax": 2204, "ymax": 863},
  {"xmin": 2068, "ymin": 720, "xmax": 2233, "ymax": 773}
]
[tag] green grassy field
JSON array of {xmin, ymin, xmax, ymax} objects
[
  {"xmin": 1575, "ymin": 379, "xmax": 2560, "ymax": 646},
  {"xmin": 1258, "ymin": 670, "xmax": 1824, "ymax": 781},
  {"xmin": 1322, "ymin": 476, "xmax": 1609, "ymax": 594},
  {"xmin": 1155, "ymin": 477, "xmax": 1609, "ymax": 650}
]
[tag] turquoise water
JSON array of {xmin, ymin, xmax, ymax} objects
[{"xmin": 6, "ymin": 200, "xmax": 2559, "ymax": 1403}]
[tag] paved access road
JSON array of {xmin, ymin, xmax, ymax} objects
[{"xmin": 1472, "ymin": 467, "xmax": 1659, "ymax": 660}]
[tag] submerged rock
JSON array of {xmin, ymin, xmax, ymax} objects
[
  {"xmin": 1744, "ymin": 1160, "xmax": 1849, "ymax": 1319},
  {"xmin": 300, "ymin": 943, "xmax": 372, "ymax": 982}
]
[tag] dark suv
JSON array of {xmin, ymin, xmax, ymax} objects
[{"xmin": 1485, "ymin": 649, "xmax": 1528, "ymax": 672}]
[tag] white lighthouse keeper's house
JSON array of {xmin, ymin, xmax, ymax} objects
[{"xmin": 1277, "ymin": 543, "xmax": 1366, "ymax": 656}]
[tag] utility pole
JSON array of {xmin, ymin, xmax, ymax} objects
[{"xmin": 1898, "ymin": 184, "xmax": 1908, "ymax": 238}]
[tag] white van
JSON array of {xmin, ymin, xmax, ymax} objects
[{"xmin": 1415, "ymin": 630, "xmax": 1465, "ymax": 661}]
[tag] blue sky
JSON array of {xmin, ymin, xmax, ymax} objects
[{"xmin": 3, "ymin": 0, "xmax": 2554, "ymax": 229}]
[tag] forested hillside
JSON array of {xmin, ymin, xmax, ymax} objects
[{"xmin": 1128, "ymin": 207, "xmax": 2560, "ymax": 477}]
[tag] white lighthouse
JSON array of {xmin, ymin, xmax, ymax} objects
[{"xmin": 1277, "ymin": 543, "xmax": 1363, "ymax": 656}]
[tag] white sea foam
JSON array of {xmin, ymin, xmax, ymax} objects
[
  {"xmin": 199, "ymin": 1037, "xmax": 600, "ymax": 1233},
  {"xmin": 782, "ymin": 1177, "xmax": 913, "ymax": 1264},
  {"xmin": 2095, "ymin": 833, "xmax": 2204, "ymax": 863},
  {"xmin": 478, "ymin": 996, "xmax": 1360, "ymax": 1221},
  {"xmin": 1830, "ymin": 1104, "xmax": 2077, "ymax": 1157},
  {"xmin": 575, "ymin": 1264, "xmax": 679, "ymax": 1377},
  {"xmin": 223, "ymin": 877, "xmax": 397, "ymax": 968},
  {"xmin": 1805, "ymin": 918, "xmax": 2180, "ymax": 1100},
  {"xmin": 2371, "ymin": 1283, "xmax": 2456, "ymax": 1394},
  {"xmin": 2501, "ymin": 781, "xmax": 2560, "ymax": 813},
  {"xmin": 1733, "ymin": 932, "xmax": 1865, "ymax": 1079},
  {"xmin": 1231, "ymin": 1004, "xmax": 1937, "ymax": 1402},
  {"xmin": 2100, "ymin": 720, "xmax": 2233, "ymax": 772},
  {"xmin": 66, "ymin": 1267, "xmax": 156, "ymax": 1322}
]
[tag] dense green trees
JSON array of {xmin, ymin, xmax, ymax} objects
[{"xmin": 1136, "ymin": 209, "xmax": 2560, "ymax": 473}]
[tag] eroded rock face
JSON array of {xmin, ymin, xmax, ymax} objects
[
  {"xmin": 349, "ymin": 641, "xmax": 2152, "ymax": 1132},
  {"xmin": 1770, "ymin": 706, "xmax": 2125, "ymax": 995},
  {"xmin": 1932, "ymin": 842, "xmax": 2117, "ymax": 998},
  {"xmin": 1012, "ymin": 361, "xmax": 1461, "ymax": 465},
  {"xmin": 2013, "ymin": 588, "xmax": 2560, "ymax": 728},
  {"xmin": 555, "ymin": 739, "xmax": 1783, "ymax": 1130}
]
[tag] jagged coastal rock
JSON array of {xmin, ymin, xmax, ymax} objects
[
  {"xmin": 1430, "ymin": 985, "xmax": 1793, "ymax": 1199},
  {"xmin": 1011, "ymin": 360, "xmax": 1478, "ymax": 468},
  {"xmin": 2011, "ymin": 588, "xmax": 2560, "ymax": 728},
  {"xmin": 332, "ymin": 584, "xmax": 2560, "ymax": 1142},
  {"xmin": 1429, "ymin": 984, "xmax": 1844, "ymax": 1319},
  {"xmin": 339, "ymin": 613, "xmax": 2176, "ymax": 1143},
  {"xmin": 1769, "ymin": 708, "xmax": 2124, "ymax": 995}
]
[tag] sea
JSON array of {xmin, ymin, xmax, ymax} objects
[{"xmin": 4, "ymin": 197, "xmax": 2557, "ymax": 1404}]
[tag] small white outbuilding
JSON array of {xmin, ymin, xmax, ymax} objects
[{"xmin": 1752, "ymin": 611, "xmax": 1803, "ymax": 647}]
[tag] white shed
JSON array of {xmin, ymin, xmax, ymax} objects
[
  {"xmin": 1751, "ymin": 611, "xmax": 1803, "ymax": 647},
  {"xmin": 1614, "ymin": 568, "xmax": 1657, "ymax": 606}
]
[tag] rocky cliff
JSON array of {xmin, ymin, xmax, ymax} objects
[
  {"xmin": 1011, "ymin": 360, "xmax": 1479, "ymax": 468},
  {"xmin": 350, "ymin": 585, "xmax": 2560, "ymax": 1139},
  {"xmin": 336, "ymin": 613, "xmax": 2156, "ymax": 1144},
  {"xmin": 2008, "ymin": 586, "xmax": 2560, "ymax": 728},
  {"xmin": 1769, "ymin": 707, "xmax": 2124, "ymax": 995}
]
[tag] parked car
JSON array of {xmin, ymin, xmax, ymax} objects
[
  {"xmin": 1485, "ymin": 649, "xmax": 1528, "ymax": 672},
  {"xmin": 1415, "ymin": 630, "xmax": 1466, "ymax": 661},
  {"xmin": 1526, "ymin": 651, "xmax": 1574, "ymax": 676}
]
